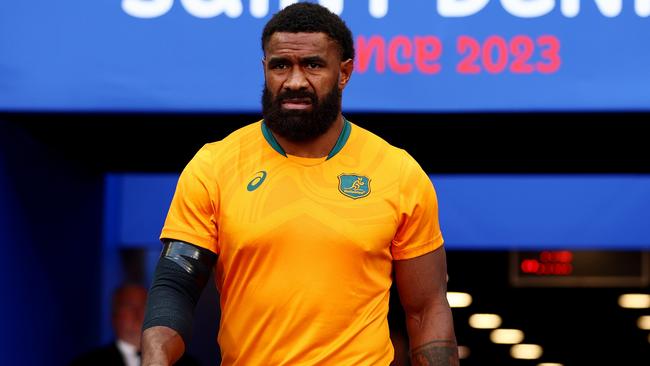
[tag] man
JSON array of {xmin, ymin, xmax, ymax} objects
[
  {"xmin": 71, "ymin": 284, "xmax": 199, "ymax": 366},
  {"xmin": 71, "ymin": 284, "xmax": 146, "ymax": 366},
  {"xmin": 142, "ymin": 3, "xmax": 458, "ymax": 366}
]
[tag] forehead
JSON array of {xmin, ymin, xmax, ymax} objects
[{"xmin": 265, "ymin": 32, "xmax": 338, "ymax": 58}]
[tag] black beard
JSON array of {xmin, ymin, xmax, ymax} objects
[{"xmin": 262, "ymin": 84, "xmax": 341, "ymax": 142}]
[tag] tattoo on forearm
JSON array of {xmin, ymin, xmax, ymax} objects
[{"xmin": 410, "ymin": 340, "xmax": 459, "ymax": 366}]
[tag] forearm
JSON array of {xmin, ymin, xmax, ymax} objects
[
  {"xmin": 394, "ymin": 248, "xmax": 458, "ymax": 365},
  {"xmin": 142, "ymin": 326, "xmax": 185, "ymax": 366},
  {"xmin": 405, "ymin": 302, "xmax": 459, "ymax": 366},
  {"xmin": 141, "ymin": 241, "xmax": 217, "ymax": 365}
]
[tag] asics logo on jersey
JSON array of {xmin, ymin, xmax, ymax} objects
[
  {"xmin": 338, "ymin": 174, "xmax": 371, "ymax": 199},
  {"xmin": 247, "ymin": 171, "xmax": 267, "ymax": 192}
]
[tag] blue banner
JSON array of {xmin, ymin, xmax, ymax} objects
[
  {"xmin": 1, "ymin": 1, "xmax": 649, "ymax": 112},
  {"xmin": 108, "ymin": 173, "xmax": 650, "ymax": 250}
]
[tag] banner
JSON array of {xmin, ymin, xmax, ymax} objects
[
  {"xmin": 108, "ymin": 173, "xmax": 650, "ymax": 249},
  {"xmin": 1, "ymin": 1, "xmax": 648, "ymax": 112}
]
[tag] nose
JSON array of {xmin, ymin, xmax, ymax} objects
[{"xmin": 283, "ymin": 66, "xmax": 309, "ymax": 91}]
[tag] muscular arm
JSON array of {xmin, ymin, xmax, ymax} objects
[
  {"xmin": 394, "ymin": 246, "xmax": 459, "ymax": 366},
  {"xmin": 141, "ymin": 241, "xmax": 217, "ymax": 366}
]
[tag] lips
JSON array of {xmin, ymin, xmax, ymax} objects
[{"xmin": 281, "ymin": 97, "xmax": 313, "ymax": 110}]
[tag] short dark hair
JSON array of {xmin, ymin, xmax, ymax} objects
[{"xmin": 261, "ymin": 2, "xmax": 355, "ymax": 61}]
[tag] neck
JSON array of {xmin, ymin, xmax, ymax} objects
[{"xmin": 272, "ymin": 114, "xmax": 344, "ymax": 158}]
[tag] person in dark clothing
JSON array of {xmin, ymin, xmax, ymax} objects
[{"xmin": 70, "ymin": 284, "xmax": 199, "ymax": 366}]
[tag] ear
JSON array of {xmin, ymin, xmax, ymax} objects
[
  {"xmin": 338, "ymin": 58, "xmax": 353, "ymax": 90},
  {"xmin": 262, "ymin": 57, "xmax": 267, "ymax": 78}
]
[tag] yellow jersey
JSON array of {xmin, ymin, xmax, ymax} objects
[{"xmin": 161, "ymin": 119, "xmax": 443, "ymax": 366}]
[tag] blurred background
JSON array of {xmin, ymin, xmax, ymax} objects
[{"xmin": 1, "ymin": 1, "xmax": 649, "ymax": 365}]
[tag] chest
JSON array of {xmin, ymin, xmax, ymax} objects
[{"xmin": 216, "ymin": 161, "xmax": 400, "ymax": 258}]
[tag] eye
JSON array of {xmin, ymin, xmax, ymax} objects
[
  {"xmin": 306, "ymin": 62, "xmax": 322, "ymax": 69},
  {"xmin": 271, "ymin": 63, "xmax": 288, "ymax": 70}
]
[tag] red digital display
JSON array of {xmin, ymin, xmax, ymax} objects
[
  {"xmin": 520, "ymin": 250, "xmax": 574, "ymax": 276},
  {"xmin": 511, "ymin": 250, "xmax": 649, "ymax": 287}
]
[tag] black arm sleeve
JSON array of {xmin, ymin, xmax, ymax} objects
[{"xmin": 142, "ymin": 240, "xmax": 217, "ymax": 345}]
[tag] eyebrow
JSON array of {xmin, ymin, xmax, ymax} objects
[
  {"xmin": 266, "ymin": 55, "xmax": 327, "ymax": 68},
  {"xmin": 300, "ymin": 56, "xmax": 327, "ymax": 65},
  {"xmin": 266, "ymin": 56, "xmax": 288, "ymax": 68}
]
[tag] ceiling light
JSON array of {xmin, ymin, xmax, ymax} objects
[
  {"xmin": 447, "ymin": 292, "xmax": 472, "ymax": 308},
  {"xmin": 469, "ymin": 313, "xmax": 502, "ymax": 329},
  {"xmin": 637, "ymin": 315, "xmax": 650, "ymax": 330},
  {"xmin": 490, "ymin": 329, "xmax": 524, "ymax": 344},
  {"xmin": 618, "ymin": 294, "xmax": 650, "ymax": 309},
  {"xmin": 511, "ymin": 344, "xmax": 543, "ymax": 359}
]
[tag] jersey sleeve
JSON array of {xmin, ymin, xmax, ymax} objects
[
  {"xmin": 160, "ymin": 144, "xmax": 220, "ymax": 254},
  {"xmin": 391, "ymin": 150, "xmax": 444, "ymax": 260}
]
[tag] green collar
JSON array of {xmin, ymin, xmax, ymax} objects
[{"xmin": 261, "ymin": 118, "xmax": 351, "ymax": 160}]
